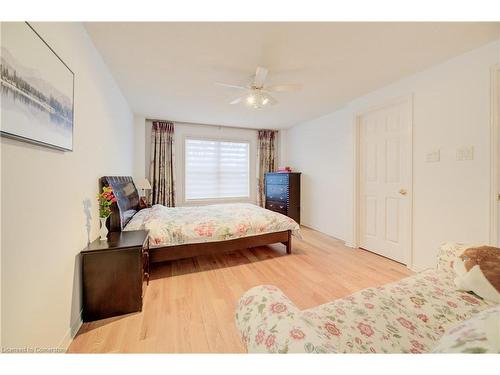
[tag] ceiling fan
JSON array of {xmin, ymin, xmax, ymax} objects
[{"xmin": 215, "ymin": 67, "xmax": 302, "ymax": 109}]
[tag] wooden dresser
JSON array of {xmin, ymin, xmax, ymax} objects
[
  {"xmin": 81, "ymin": 230, "xmax": 149, "ymax": 322},
  {"xmin": 264, "ymin": 172, "xmax": 301, "ymax": 224}
]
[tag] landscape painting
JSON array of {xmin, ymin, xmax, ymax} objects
[{"xmin": 1, "ymin": 22, "xmax": 74, "ymax": 151}]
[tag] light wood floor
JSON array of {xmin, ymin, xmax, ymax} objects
[{"xmin": 67, "ymin": 226, "xmax": 413, "ymax": 353}]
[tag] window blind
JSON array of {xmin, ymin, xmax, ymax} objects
[{"xmin": 185, "ymin": 138, "xmax": 250, "ymax": 200}]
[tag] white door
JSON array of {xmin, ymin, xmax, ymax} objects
[{"xmin": 358, "ymin": 99, "xmax": 412, "ymax": 264}]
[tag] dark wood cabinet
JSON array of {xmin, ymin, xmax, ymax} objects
[
  {"xmin": 265, "ymin": 172, "xmax": 301, "ymax": 224},
  {"xmin": 81, "ymin": 230, "xmax": 149, "ymax": 322}
]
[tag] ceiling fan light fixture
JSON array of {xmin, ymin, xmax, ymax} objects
[
  {"xmin": 245, "ymin": 90, "xmax": 271, "ymax": 109},
  {"xmin": 218, "ymin": 66, "xmax": 301, "ymax": 109},
  {"xmin": 246, "ymin": 94, "xmax": 256, "ymax": 105}
]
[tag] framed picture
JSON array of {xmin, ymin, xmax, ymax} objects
[{"xmin": 1, "ymin": 22, "xmax": 74, "ymax": 151}]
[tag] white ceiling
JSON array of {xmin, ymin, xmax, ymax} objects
[{"xmin": 84, "ymin": 22, "xmax": 499, "ymax": 129}]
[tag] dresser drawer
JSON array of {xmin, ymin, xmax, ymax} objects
[
  {"xmin": 265, "ymin": 173, "xmax": 289, "ymax": 185},
  {"xmin": 265, "ymin": 200, "xmax": 288, "ymax": 215},
  {"xmin": 266, "ymin": 184, "xmax": 288, "ymax": 202}
]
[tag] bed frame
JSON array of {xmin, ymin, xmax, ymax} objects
[{"xmin": 99, "ymin": 176, "xmax": 292, "ymax": 264}]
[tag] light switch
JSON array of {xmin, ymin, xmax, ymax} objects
[
  {"xmin": 426, "ymin": 150, "xmax": 440, "ymax": 163},
  {"xmin": 457, "ymin": 146, "xmax": 474, "ymax": 161}
]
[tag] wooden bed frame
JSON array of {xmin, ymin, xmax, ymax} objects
[{"xmin": 100, "ymin": 176, "xmax": 292, "ymax": 264}]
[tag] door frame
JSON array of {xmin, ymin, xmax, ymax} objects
[
  {"xmin": 352, "ymin": 94, "xmax": 414, "ymax": 268},
  {"xmin": 490, "ymin": 64, "xmax": 500, "ymax": 245}
]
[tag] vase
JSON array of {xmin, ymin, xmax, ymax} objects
[{"xmin": 99, "ymin": 216, "xmax": 109, "ymax": 241}]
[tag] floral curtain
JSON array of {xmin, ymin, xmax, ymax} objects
[
  {"xmin": 150, "ymin": 121, "xmax": 175, "ymax": 207},
  {"xmin": 257, "ymin": 129, "xmax": 278, "ymax": 207}
]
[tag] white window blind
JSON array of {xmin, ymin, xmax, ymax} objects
[{"xmin": 185, "ymin": 138, "xmax": 250, "ymax": 200}]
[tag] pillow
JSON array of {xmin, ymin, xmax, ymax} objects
[
  {"xmin": 453, "ymin": 246, "xmax": 500, "ymax": 303},
  {"xmin": 432, "ymin": 306, "xmax": 500, "ymax": 353}
]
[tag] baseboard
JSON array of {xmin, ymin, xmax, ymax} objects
[
  {"xmin": 58, "ymin": 309, "xmax": 83, "ymax": 352},
  {"xmin": 344, "ymin": 242, "xmax": 356, "ymax": 248},
  {"xmin": 300, "ymin": 222, "xmax": 352, "ymax": 246},
  {"xmin": 407, "ymin": 264, "xmax": 428, "ymax": 273}
]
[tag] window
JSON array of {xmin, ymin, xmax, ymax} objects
[{"xmin": 185, "ymin": 138, "xmax": 250, "ymax": 200}]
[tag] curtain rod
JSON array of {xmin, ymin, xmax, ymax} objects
[{"xmin": 145, "ymin": 118, "xmax": 279, "ymax": 132}]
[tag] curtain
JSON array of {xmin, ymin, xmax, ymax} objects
[
  {"xmin": 257, "ymin": 129, "xmax": 278, "ymax": 207},
  {"xmin": 150, "ymin": 121, "xmax": 175, "ymax": 207}
]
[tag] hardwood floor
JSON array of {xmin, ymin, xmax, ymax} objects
[{"xmin": 67, "ymin": 226, "xmax": 413, "ymax": 353}]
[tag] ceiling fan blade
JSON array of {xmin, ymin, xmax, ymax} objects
[
  {"xmin": 254, "ymin": 67, "xmax": 268, "ymax": 88},
  {"xmin": 266, "ymin": 84, "xmax": 302, "ymax": 92},
  {"xmin": 229, "ymin": 97, "xmax": 244, "ymax": 105},
  {"xmin": 215, "ymin": 82, "xmax": 248, "ymax": 90}
]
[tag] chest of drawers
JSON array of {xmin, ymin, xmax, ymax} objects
[{"xmin": 264, "ymin": 172, "xmax": 301, "ymax": 224}]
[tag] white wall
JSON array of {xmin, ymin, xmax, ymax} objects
[
  {"xmin": 286, "ymin": 109, "xmax": 354, "ymax": 242},
  {"xmin": 133, "ymin": 114, "xmax": 146, "ymax": 181},
  {"xmin": 1, "ymin": 22, "xmax": 134, "ymax": 349},
  {"xmin": 285, "ymin": 41, "xmax": 499, "ymax": 271},
  {"xmin": 137, "ymin": 120, "xmax": 259, "ymax": 206}
]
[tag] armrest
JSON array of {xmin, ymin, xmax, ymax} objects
[
  {"xmin": 235, "ymin": 285, "xmax": 336, "ymax": 353},
  {"xmin": 437, "ymin": 242, "xmax": 470, "ymax": 274}
]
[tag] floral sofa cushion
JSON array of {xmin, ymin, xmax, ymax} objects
[
  {"xmin": 432, "ymin": 306, "xmax": 500, "ymax": 353},
  {"xmin": 375, "ymin": 270, "xmax": 488, "ymax": 337},
  {"xmin": 236, "ymin": 285, "xmax": 337, "ymax": 354},
  {"xmin": 235, "ymin": 243, "xmax": 497, "ymax": 353}
]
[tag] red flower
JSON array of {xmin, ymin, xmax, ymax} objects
[
  {"xmin": 241, "ymin": 333, "xmax": 248, "ymax": 345},
  {"xmin": 255, "ymin": 329, "xmax": 265, "ymax": 345},
  {"xmin": 417, "ymin": 314, "xmax": 428, "ymax": 323},
  {"xmin": 410, "ymin": 348, "xmax": 422, "ymax": 354},
  {"xmin": 324, "ymin": 322, "xmax": 341, "ymax": 336},
  {"xmin": 411, "ymin": 340, "xmax": 425, "ymax": 351},
  {"xmin": 290, "ymin": 329, "xmax": 305, "ymax": 340},
  {"xmin": 244, "ymin": 296, "xmax": 254, "ymax": 306},
  {"xmin": 237, "ymin": 223, "xmax": 249, "ymax": 235},
  {"xmin": 397, "ymin": 317, "xmax": 416, "ymax": 330},
  {"xmin": 357, "ymin": 322, "xmax": 374, "ymax": 337},
  {"xmin": 461, "ymin": 294, "xmax": 480, "ymax": 305},
  {"xmin": 270, "ymin": 302, "xmax": 287, "ymax": 314},
  {"xmin": 265, "ymin": 334, "xmax": 276, "ymax": 348},
  {"xmin": 424, "ymin": 276, "xmax": 438, "ymax": 283},
  {"xmin": 364, "ymin": 303, "xmax": 375, "ymax": 309},
  {"xmin": 194, "ymin": 222, "xmax": 215, "ymax": 237}
]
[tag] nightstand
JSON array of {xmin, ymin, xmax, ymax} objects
[{"xmin": 81, "ymin": 230, "xmax": 149, "ymax": 322}]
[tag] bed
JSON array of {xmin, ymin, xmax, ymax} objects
[{"xmin": 100, "ymin": 176, "xmax": 300, "ymax": 263}]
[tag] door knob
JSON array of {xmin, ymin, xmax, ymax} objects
[{"xmin": 399, "ymin": 189, "xmax": 407, "ymax": 195}]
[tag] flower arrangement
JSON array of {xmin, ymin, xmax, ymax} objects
[{"xmin": 97, "ymin": 186, "xmax": 117, "ymax": 218}]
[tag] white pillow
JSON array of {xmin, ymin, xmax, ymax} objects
[
  {"xmin": 453, "ymin": 256, "xmax": 500, "ymax": 303},
  {"xmin": 432, "ymin": 306, "xmax": 500, "ymax": 353}
]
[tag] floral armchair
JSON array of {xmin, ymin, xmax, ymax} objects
[{"xmin": 235, "ymin": 243, "xmax": 497, "ymax": 353}]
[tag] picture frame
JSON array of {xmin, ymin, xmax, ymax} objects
[{"xmin": 0, "ymin": 22, "xmax": 74, "ymax": 151}]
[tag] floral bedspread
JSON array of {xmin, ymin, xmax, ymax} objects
[
  {"xmin": 235, "ymin": 243, "xmax": 497, "ymax": 353},
  {"xmin": 123, "ymin": 203, "xmax": 300, "ymax": 248}
]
